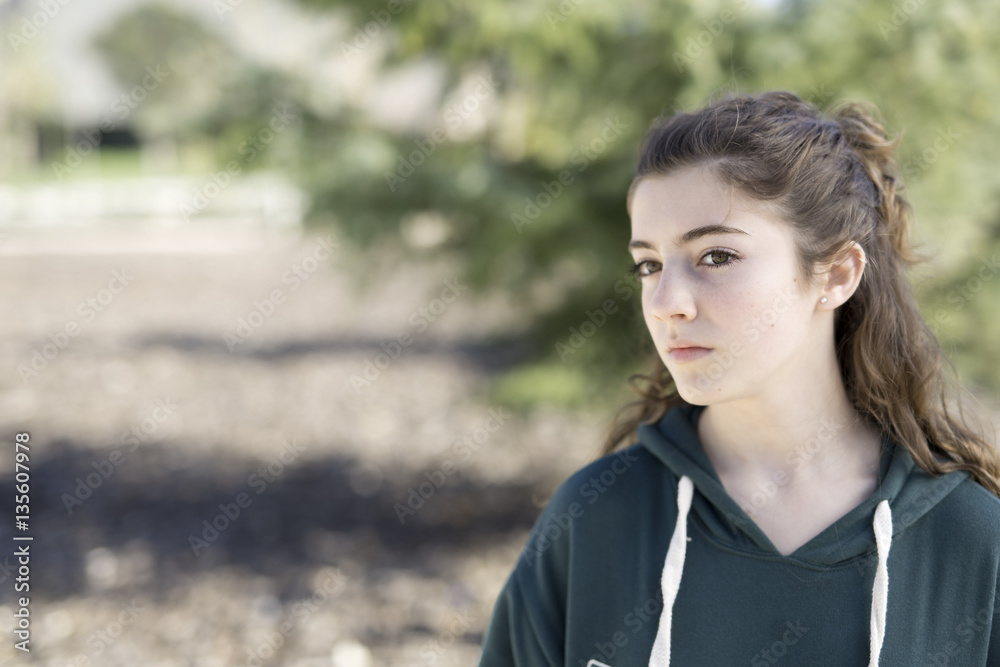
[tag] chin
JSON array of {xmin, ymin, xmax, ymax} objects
[
  {"xmin": 666, "ymin": 351, "xmax": 753, "ymax": 405},
  {"xmin": 680, "ymin": 394, "xmax": 711, "ymax": 407},
  {"xmin": 673, "ymin": 380, "xmax": 721, "ymax": 406},
  {"xmin": 672, "ymin": 365, "xmax": 748, "ymax": 405}
]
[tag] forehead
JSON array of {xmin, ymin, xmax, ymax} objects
[{"xmin": 629, "ymin": 166, "xmax": 786, "ymax": 245}]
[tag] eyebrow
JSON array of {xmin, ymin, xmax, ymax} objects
[{"xmin": 628, "ymin": 224, "xmax": 750, "ymax": 252}]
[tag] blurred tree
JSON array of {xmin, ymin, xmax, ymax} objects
[
  {"xmin": 290, "ymin": 0, "xmax": 1000, "ymax": 411},
  {"xmin": 92, "ymin": 3, "xmax": 303, "ymax": 168},
  {"xmin": 99, "ymin": 0, "xmax": 1000, "ymax": 411}
]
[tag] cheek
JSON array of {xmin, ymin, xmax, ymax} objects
[
  {"xmin": 736, "ymin": 298, "xmax": 811, "ymax": 365},
  {"xmin": 726, "ymin": 280, "xmax": 807, "ymax": 345},
  {"xmin": 713, "ymin": 285, "xmax": 757, "ymax": 332}
]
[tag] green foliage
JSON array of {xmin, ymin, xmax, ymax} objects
[
  {"xmin": 295, "ymin": 0, "xmax": 1000, "ymax": 405},
  {"xmin": 95, "ymin": 0, "xmax": 1000, "ymax": 406},
  {"xmin": 92, "ymin": 3, "xmax": 302, "ymax": 145}
]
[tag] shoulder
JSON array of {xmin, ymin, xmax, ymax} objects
[
  {"xmin": 929, "ymin": 476, "xmax": 1000, "ymax": 557},
  {"xmin": 939, "ymin": 476, "xmax": 1000, "ymax": 524},
  {"xmin": 542, "ymin": 443, "xmax": 667, "ymax": 515},
  {"xmin": 515, "ymin": 443, "xmax": 668, "ymax": 570},
  {"xmin": 525, "ymin": 443, "xmax": 673, "ymax": 550}
]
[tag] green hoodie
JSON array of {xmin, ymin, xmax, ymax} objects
[{"xmin": 478, "ymin": 401, "xmax": 1000, "ymax": 666}]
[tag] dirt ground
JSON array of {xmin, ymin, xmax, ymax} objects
[{"xmin": 0, "ymin": 223, "xmax": 614, "ymax": 666}]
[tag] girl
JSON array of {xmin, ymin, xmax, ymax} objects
[{"xmin": 477, "ymin": 90, "xmax": 1000, "ymax": 666}]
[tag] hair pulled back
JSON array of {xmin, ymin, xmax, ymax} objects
[{"xmin": 605, "ymin": 90, "xmax": 1000, "ymax": 497}]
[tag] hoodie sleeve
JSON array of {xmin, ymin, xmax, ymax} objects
[
  {"xmin": 989, "ymin": 577, "xmax": 1000, "ymax": 666},
  {"xmin": 477, "ymin": 569, "xmax": 562, "ymax": 666},
  {"xmin": 478, "ymin": 476, "xmax": 579, "ymax": 666}
]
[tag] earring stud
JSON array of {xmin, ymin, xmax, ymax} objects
[{"xmin": 820, "ymin": 297, "xmax": 828, "ymax": 304}]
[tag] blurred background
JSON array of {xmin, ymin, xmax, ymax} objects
[{"xmin": 0, "ymin": 0, "xmax": 999, "ymax": 664}]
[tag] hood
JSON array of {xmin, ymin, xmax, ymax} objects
[
  {"xmin": 637, "ymin": 400, "xmax": 968, "ymax": 564},
  {"xmin": 635, "ymin": 400, "xmax": 970, "ymax": 667}
]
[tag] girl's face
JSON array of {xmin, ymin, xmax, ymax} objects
[{"xmin": 628, "ymin": 165, "xmax": 824, "ymax": 405}]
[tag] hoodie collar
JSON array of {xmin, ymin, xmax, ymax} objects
[{"xmin": 637, "ymin": 401, "xmax": 969, "ymax": 565}]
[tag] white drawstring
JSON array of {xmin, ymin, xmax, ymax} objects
[
  {"xmin": 869, "ymin": 499, "xmax": 893, "ymax": 666},
  {"xmin": 648, "ymin": 475, "xmax": 693, "ymax": 667},
  {"xmin": 648, "ymin": 476, "xmax": 894, "ymax": 667}
]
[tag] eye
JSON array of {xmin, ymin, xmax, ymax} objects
[
  {"xmin": 628, "ymin": 259, "xmax": 659, "ymax": 277},
  {"xmin": 629, "ymin": 249, "xmax": 742, "ymax": 277},
  {"xmin": 701, "ymin": 248, "xmax": 741, "ymax": 269}
]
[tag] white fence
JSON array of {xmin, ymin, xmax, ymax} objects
[{"xmin": 0, "ymin": 173, "xmax": 309, "ymax": 254}]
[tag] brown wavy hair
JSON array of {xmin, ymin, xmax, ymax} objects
[{"xmin": 600, "ymin": 89, "xmax": 1000, "ymax": 498}]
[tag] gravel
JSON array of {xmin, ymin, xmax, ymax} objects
[{"xmin": 0, "ymin": 224, "xmax": 612, "ymax": 666}]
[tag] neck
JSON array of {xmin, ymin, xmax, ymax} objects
[{"xmin": 695, "ymin": 337, "xmax": 882, "ymax": 487}]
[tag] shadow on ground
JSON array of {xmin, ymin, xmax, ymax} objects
[
  {"xmin": 0, "ymin": 438, "xmax": 544, "ymax": 605},
  {"xmin": 135, "ymin": 332, "xmax": 538, "ymax": 376}
]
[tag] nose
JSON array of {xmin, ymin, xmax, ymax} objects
[{"xmin": 647, "ymin": 261, "xmax": 698, "ymax": 322}]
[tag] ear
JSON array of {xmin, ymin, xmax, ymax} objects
[{"xmin": 818, "ymin": 241, "xmax": 867, "ymax": 308}]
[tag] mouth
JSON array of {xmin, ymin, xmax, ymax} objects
[{"xmin": 667, "ymin": 346, "xmax": 713, "ymax": 362}]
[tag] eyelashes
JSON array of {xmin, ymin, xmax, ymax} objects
[
  {"xmin": 628, "ymin": 248, "xmax": 742, "ymax": 277},
  {"xmin": 628, "ymin": 260, "xmax": 655, "ymax": 277}
]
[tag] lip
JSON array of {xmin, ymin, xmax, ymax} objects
[
  {"xmin": 666, "ymin": 339, "xmax": 705, "ymax": 351},
  {"xmin": 667, "ymin": 344, "xmax": 713, "ymax": 362}
]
